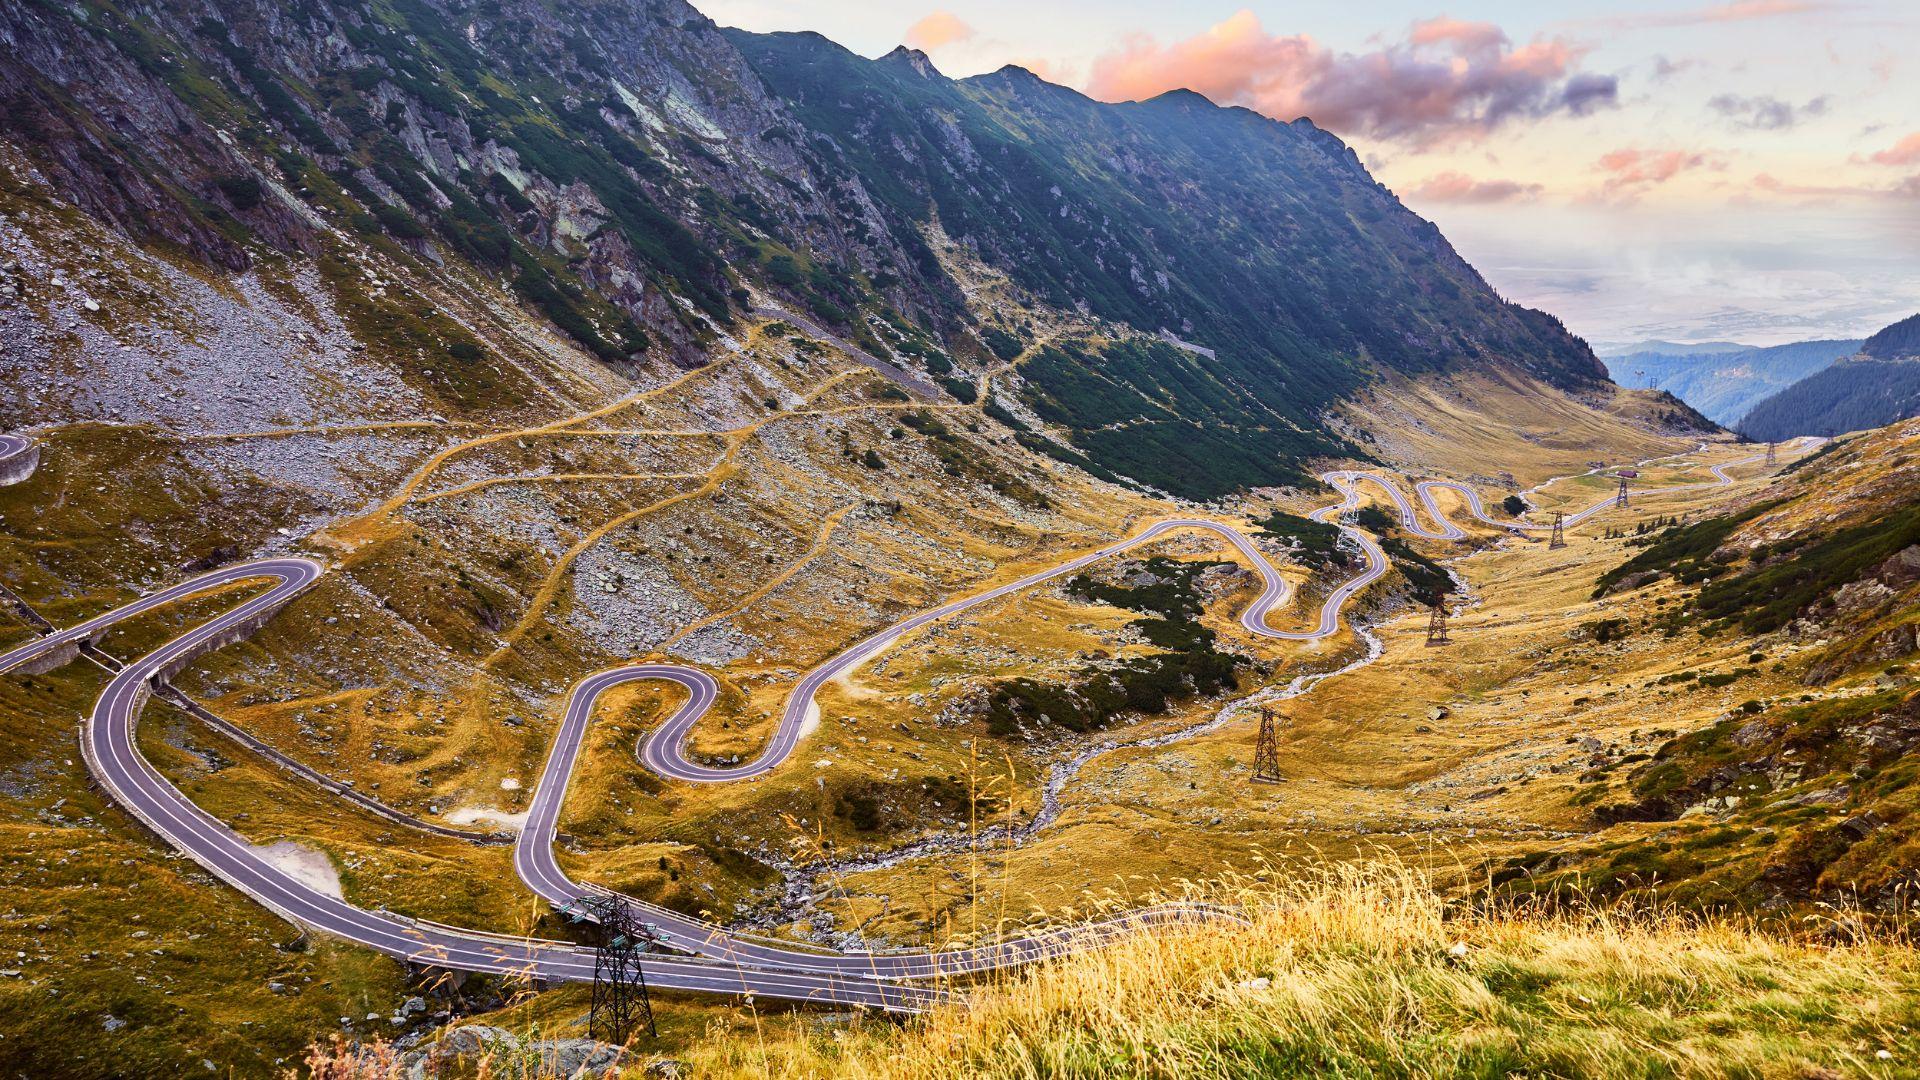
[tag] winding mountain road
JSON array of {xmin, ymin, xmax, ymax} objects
[
  {"xmin": 0, "ymin": 434, "xmax": 1797, "ymax": 1010},
  {"xmin": 1345, "ymin": 440, "xmax": 1801, "ymax": 542}
]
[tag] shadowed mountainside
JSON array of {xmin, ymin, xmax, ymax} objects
[
  {"xmin": 1740, "ymin": 315, "xmax": 1920, "ymax": 441},
  {"xmin": 1, "ymin": 0, "xmax": 1610, "ymax": 495},
  {"xmin": 1603, "ymin": 338, "xmax": 1863, "ymax": 427}
]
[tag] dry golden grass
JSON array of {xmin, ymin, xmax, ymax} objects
[
  {"xmin": 302, "ymin": 862, "xmax": 1920, "ymax": 1079},
  {"xmin": 1338, "ymin": 368, "xmax": 1695, "ymax": 486},
  {"xmin": 817, "ymin": 443, "xmax": 1819, "ymax": 945},
  {"xmin": 772, "ymin": 867, "xmax": 1916, "ymax": 1079}
]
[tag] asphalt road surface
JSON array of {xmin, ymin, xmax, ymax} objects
[{"xmin": 510, "ymin": 449, "xmax": 1799, "ymax": 979}]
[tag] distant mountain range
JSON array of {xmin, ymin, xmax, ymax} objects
[
  {"xmin": 1739, "ymin": 314, "xmax": 1920, "ymax": 442},
  {"xmin": 1600, "ymin": 339, "xmax": 1864, "ymax": 427},
  {"xmin": 1595, "ymin": 339, "xmax": 1750, "ymax": 359}
]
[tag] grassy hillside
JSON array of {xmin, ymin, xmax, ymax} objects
[
  {"xmin": 1503, "ymin": 421, "xmax": 1920, "ymax": 913},
  {"xmin": 309, "ymin": 865, "xmax": 1920, "ymax": 1078}
]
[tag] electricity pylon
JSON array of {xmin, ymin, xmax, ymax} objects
[
  {"xmin": 565, "ymin": 895, "xmax": 658, "ymax": 1043},
  {"xmin": 1425, "ymin": 592, "xmax": 1450, "ymax": 646},
  {"xmin": 1251, "ymin": 707, "xmax": 1283, "ymax": 784}
]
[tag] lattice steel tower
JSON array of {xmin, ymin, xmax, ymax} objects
[
  {"xmin": 1425, "ymin": 592, "xmax": 1450, "ymax": 646},
  {"xmin": 1251, "ymin": 707, "xmax": 1283, "ymax": 784},
  {"xmin": 566, "ymin": 895, "xmax": 658, "ymax": 1043},
  {"xmin": 1549, "ymin": 510, "xmax": 1567, "ymax": 549}
]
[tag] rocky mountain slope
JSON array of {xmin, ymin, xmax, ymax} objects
[
  {"xmin": 1740, "ymin": 315, "xmax": 1920, "ymax": 441},
  {"xmin": 1602, "ymin": 337, "xmax": 1863, "ymax": 426},
  {"xmin": 0, "ymin": 0, "xmax": 1614, "ymax": 497},
  {"xmin": 1496, "ymin": 418, "xmax": 1920, "ymax": 912}
]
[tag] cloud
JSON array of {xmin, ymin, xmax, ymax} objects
[
  {"xmin": 1649, "ymin": 54, "xmax": 1702, "ymax": 81},
  {"xmin": 1689, "ymin": 0, "xmax": 1823, "ymax": 20},
  {"xmin": 1406, "ymin": 171, "xmax": 1543, "ymax": 204},
  {"xmin": 1707, "ymin": 93, "xmax": 1830, "ymax": 130},
  {"xmin": 1752, "ymin": 171, "xmax": 1920, "ymax": 201},
  {"xmin": 902, "ymin": 11, "xmax": 973, "ymax": 52},
  {"xmin": 1081, "ymin": 11, "xmax": 1617, "ymax": 149},
  {"xmin": 1609, "ymin": 0, "xmax": 1829, "ymax": 27},
  {"xmin": 1593, "ymin": 148, "xmax": 1721, "ymax": 198},
  {"xmin": 1867, "ymin": 132, "xmax": 1920, "ymax": 167}
]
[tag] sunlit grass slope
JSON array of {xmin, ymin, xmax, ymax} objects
[
  {"xmin": 697, "ymin": 868, "xmax": 1916, "ymax": 1078},
  {"xmin": 308, "ymin": 862, "xmax": 1919, "ymax": 1079}
]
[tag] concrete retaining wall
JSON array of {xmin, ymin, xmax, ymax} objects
[
  {"xmin": 0, "ymin": 443, "xmax": 39, "ymax": 487},
  {"xmin": 16, "ymin": 639, "xmax": 79, "ymax": 675},
  {"xmin": 150, "ymin": 598, "xmax": 292, "ymax": 687}
]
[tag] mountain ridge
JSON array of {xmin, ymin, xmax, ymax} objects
[
  {"xmin": 1740, "ymin": 315, "xmax": 1920, "ymax": 441},
  {"xmin": 1602, "ymin": 337, "xmax": 1864, "ymax": 426},
  {"xmin": 0, "ymin": 0, "xmax": 1617, "ymax": 495}
]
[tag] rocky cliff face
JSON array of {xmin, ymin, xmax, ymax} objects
[
  {"xmin": 0, "ymin": 0, "xmax": 932, "ymax": 367},
  {"xmin": 1, "ymin": 0, "xmax": 1610, "ymax": 495}
]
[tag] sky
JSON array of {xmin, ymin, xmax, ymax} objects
[{"xmin": 691, "ymin": 0, "xmax": 1920, "ymax": 348}]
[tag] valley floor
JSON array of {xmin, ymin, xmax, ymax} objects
[
  {"xmin": 788, "ymin": 444, "xmax": 1805, "ymax": 942},
  {"xmin": 3, "ymin": 326, "xmax": 1907, "ymax": 1076}
]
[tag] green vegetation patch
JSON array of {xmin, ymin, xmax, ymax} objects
[
  {"xmin": 1522, "ymin": 687, "xmax": 1920, "ymax": 915},
  {"xmin": 1694, "ymin": 501, "xmax": 1920, "ymax": 634},
  {"xmin": 1014, "ymin": 339, "xmax": 1345, "ymax": 499},
  {"xmin": 981, "ymin": 559, "xmax": 1242, "ymax": 737},
  {"xmin": 1591, "ymin": 498, "xmax": 1785, "ymax": 596},
  {"xmin": 1253, "ymin": 510, "xmax": 1345, "ymax": 569}
]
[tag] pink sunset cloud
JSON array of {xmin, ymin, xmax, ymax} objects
[
  {"xmin": 1601, "ymin": 0, "xmax": 1830, "ymax": 28},
  {"xmin": 1868, "ymin": 132, "xmax": 1920, "ymax": 167},
  {"xmin": 1406, "ymin": 171, "xmax": 1544, "ymax": 203},
  {"xmin": 1593, "ymin": 147, "xmax": 1722, "ymax": 198},
  {"xmin": 1082, "ymin": 10, "xmax": 1617, "ymax": 149},
  {"xmin": 1689, "ymin": 0, "xmax": 1825, "ymax": 20},
  {"xmin": 903, "ymin": 11, "xmax": 974, "ymax": 52}
]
